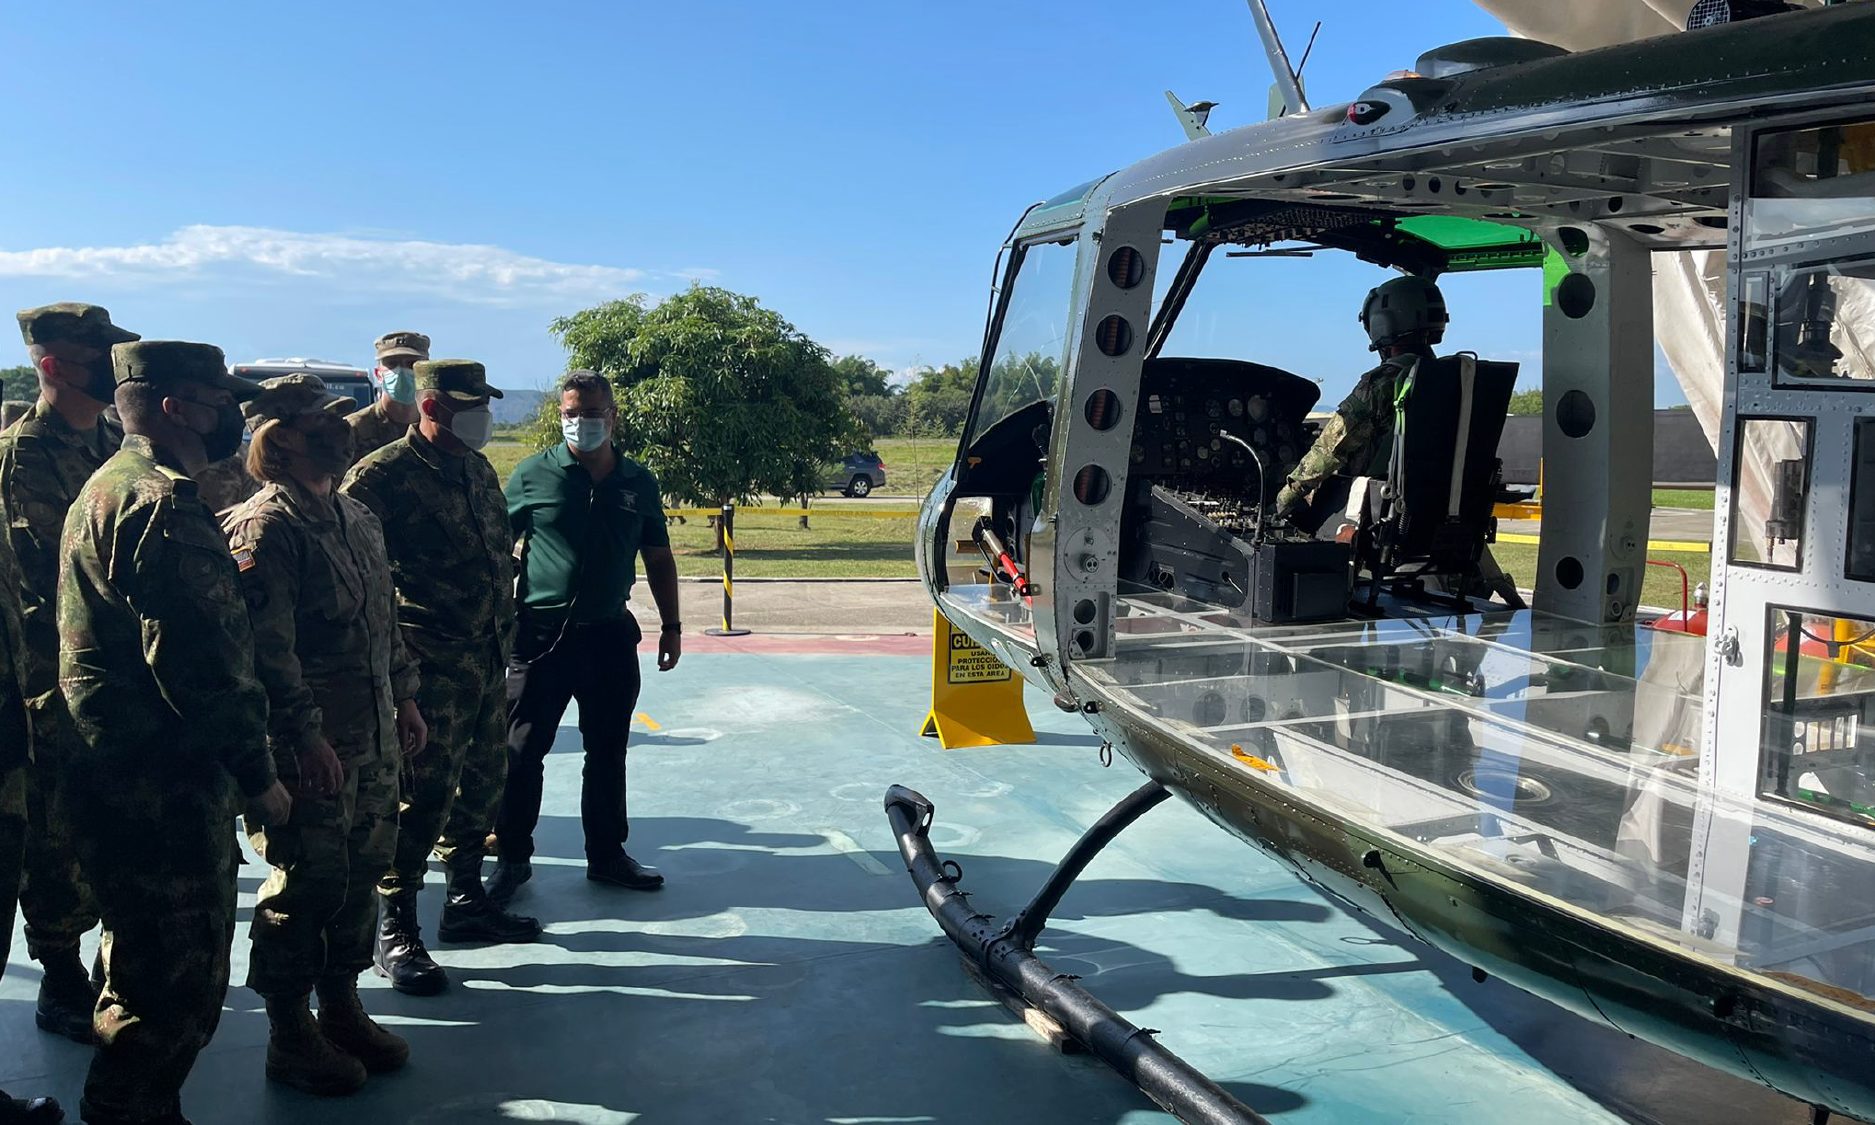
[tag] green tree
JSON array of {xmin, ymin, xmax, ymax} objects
[
  {"xmin": 902, "ymin": 358, "xmax": 979, "ymax": 439},
  {"xmin": 2, "ymin": 365, "xmax": 36, "ymax": 403},
  {"xmin": 545, "ymin": 286, "xmax": 861, "ymax": 547},
  {"xmin": 847, "ymin": 393, "xmax": 905, "ymax": 440},
  {"xmin": 831, "ymin": 354, "xmax": 894, "ymax": 399},
  {"xmin": 1507, "ymin": 388, "xmax": 1543, "ymax": 415}
]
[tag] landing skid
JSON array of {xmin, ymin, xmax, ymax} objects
[{"xmin": 883, "ymin": 783, "xmax": 1271, "ymax": 1125}]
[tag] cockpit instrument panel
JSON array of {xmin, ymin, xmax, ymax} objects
[{"xmin": 1129, "ymin": 358, "xmax": 1321, "ymax": 502}]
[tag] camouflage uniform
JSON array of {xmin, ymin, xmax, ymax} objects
[
  {"xmin": 195, "ymin": 450, "xmax": 258, "ymax": 514},
  {"xmin": 225, "ymin": 475, "xmax": 417, "ymax": 998},
  {"xmin": 1, "ymin": 533, "xmax": 33, "ymax": 998},
  {"xmin": 59, "ymin": 419, "xmax": 276, "ymax": 1122},
  {"xmin": 1276, "ymin": 352, "xmax": 1422, "ymax": 518},
  {"xmin": 346, "ymin": 398, "xmax": 412, "ymax": 464},
  {"xmin": 342, "ymin": 425, "xmax": 513, "ymax": 894},
  {"xmin": 0, "ymin": 401, "xmax": 116, "ymax": 965}
]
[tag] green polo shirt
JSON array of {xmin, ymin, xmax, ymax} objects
[{"xmin": 506, "ymin": 443, "xmax": 669, "ymax": 624}]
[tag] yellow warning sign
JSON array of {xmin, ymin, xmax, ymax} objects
[
  {"xmin": 947, "ymin": 629, "xmax": 1016, "ymax": 685},
  {"xmin": 921, "ymin": 609, "xmax": 1036, "ymax": 749}
]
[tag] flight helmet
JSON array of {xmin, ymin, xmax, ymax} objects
[{"xmin": 1359, "ymin": 275, "xmax": 1448, "ymax": 352}]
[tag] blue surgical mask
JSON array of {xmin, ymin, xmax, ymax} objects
[
  {"xmin": 561, "ymin": 416, "xmax": 611, "ymax": 453},
  {"xmin": 382, "ymin": 366, "xmax": 417, "ymax": 405}
]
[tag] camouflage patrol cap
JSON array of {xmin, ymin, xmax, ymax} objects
[
  {"xmin": 110, "ymin": 340, "xmax": 261, "ymax": 401},
  {"xmin": 414, "ymin": 358, "xmax": 503, "ymax": 402},
  {"xmin": 243, "ymin": 373, "xmax": 351, "ymax": 427},
  {"xmin": 374, "ymin": 330, "xmax": 430, "ymax": 363},
  {"xmin": 16, "ymin": 302, "xmax": 141, "ymax": 349}
]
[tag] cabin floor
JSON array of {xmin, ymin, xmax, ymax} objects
[{"xmin": 0, "ymin": 639, "xmax": 1827, "ymax": 1124}]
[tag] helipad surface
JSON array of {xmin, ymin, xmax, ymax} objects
[{"xmin": 0, "ymin": 642, "xmax": 1821, "ymax": 1123}]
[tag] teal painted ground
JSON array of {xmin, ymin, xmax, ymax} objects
[{"xmin": 1, "ymin": 653, "xmax": 1812, "ymax": 1123}]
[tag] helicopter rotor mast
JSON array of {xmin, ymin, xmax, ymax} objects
[{"xmin": 1246, "ymin": 0, "xmax": 1310, "ymax": 116}]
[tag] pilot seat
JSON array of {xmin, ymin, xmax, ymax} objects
[{"xmin": 1336, "ymin": 353, "xmax": 1522, "ymax": 610}]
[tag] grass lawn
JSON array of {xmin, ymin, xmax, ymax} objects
[
  {"xmin": 871, "ymin": 436, "xmax": 956, "ymax": 498},
  {"xmin": 1652, "ymin": 487, "xmax": 1715, "ymax": 510},
  {"xmin": 666, "ymin": 510, "xmax": 916, "ymax": 578},
  {"xmin": 1492, "ymin": 541, "xmax": 1709, "ymax": 613},
  {"xmin": 484, "ymin": 437, "xmax": 532, "ymax": 486}
]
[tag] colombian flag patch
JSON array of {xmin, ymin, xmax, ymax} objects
[{"xmin": 233, "ymin": 547, "xmax": 255, "ymax": 572}]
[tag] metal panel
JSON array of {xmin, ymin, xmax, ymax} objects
[{"xmin": 1535, "ymin": 228, "xmax": 1656, "ymax": 622}]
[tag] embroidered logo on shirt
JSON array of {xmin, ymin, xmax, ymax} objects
[
  {"xmin": 618, "ymin": 492, "xmax": 637, "ymax": 513},
  {"xmin": 233, "ymin": 547, "xmax": 256, "ymax": 572}
]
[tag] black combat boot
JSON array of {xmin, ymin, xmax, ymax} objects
[
  {"xmin": 437, "ymin": 864, "xmax": 543, "ymax": 944},
  {"xmin": 34, "ymin": 946, "xmax": 97, "ymax": 1044},
  {"xmin": 485, "ymin": 858, "xmax": 532, "ymax": 907},
  {"xmin": 0, "ymin": 1088, "xmax": 62, "ymax": 1123},
  {"xmin": 372, "ymin": 891, "xmax": 446, "ymax": 996}
]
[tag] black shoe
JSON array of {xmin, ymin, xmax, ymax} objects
[
  {"xmin": 485, "ymin": 859, "xmax": 532, "ymax": 908},
  {"xmin": 0, "ymin": 1091, "xmax": 62, "ymax": 1123},
  {"xmin": 372, "ymin": 893, "xmax": 447, "ymax": 996},
  {"xmin": 437, "ymin": 867, "xmax": 542, "ymax": 944},
  {"xmin": 587, "ymin": 853, "xmax": 664, "ymax": 891},
  {"xmin": 34, "ymin": 949, "xmax": 97, "ymax": 1044}
]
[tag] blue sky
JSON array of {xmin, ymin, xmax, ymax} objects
[{"xmin": 0, "ymin": 1, "xmax": 1678, "ymax": 403}]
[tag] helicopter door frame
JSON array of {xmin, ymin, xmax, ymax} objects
[
  {"xmin": 1044, "ymin": 193, "xmax": 1167, "ymax": 671},
  {"xmin": 1693, "ymin": 108, "xmax": 1875, "ymax": 948}
]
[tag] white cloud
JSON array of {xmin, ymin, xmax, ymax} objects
[{"xmin": 0, "ymin": 225, "xmax": 658, "ymax": 306}]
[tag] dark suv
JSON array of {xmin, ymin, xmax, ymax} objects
[{"xmin": 826, "ymin": 451, "xmax": 887, "ymax": 497}]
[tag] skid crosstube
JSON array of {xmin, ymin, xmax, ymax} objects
[{"xmin": 883, "ymin": 783, "xmax": 1272, "ymax": 1125}]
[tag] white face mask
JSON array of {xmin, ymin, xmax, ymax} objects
[
  {"xmin": 381, "ymin": 366, "xmax": 418, "ymax": 405},
  {"xmin": 561, "ymin": 415, "xmax": 612, "ymax": 453},
  {"xmin": 449, "ymin": 405, "xmax": 495, "ymax": 451}
]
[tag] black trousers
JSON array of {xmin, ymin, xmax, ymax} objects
[{"xmin": 499, "ymin": 616, "xmax": 642, "ymax": 864}]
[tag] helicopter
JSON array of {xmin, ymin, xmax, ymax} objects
[{"xmin": 884, "ymin": 2, "xmax": 1875, "ymax": 1122}]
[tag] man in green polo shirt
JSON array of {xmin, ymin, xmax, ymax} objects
[{"xmin": 490, "ymin": 370, "xmax": 681, "ymax": 901}]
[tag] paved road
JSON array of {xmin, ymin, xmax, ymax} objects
[
  {"xmin": 682, "ymin": 577, "xmax": 933, "ymax": 633},
  {"xmin": 1502, "ymin": 506, "xmax": 1714, "ymax": 546}
]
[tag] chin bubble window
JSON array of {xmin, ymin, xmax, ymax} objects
[
  {"xmin": 1730, "ymin": 417, "xmax": 1811, "ymax": 571},
  {"xmin": 1761, "ymin": 607, "xmax": 1875, "ymax": 829}
]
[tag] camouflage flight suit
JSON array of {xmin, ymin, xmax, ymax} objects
[
  {"xmin": 195, "ymin": 450, "xmax": 258, "ymax": 514},
  {"xmin": 0, "ymin": 401, "xmax": 116, "ymax": 964},
  {"xmin": 224, "ymin": 479, "xmax": 417, "ymax": 998},
  {"xmin": 57, "ymin": 434, "xmax": 277, "ymax": 1123},
  {"xmin": 346, "ymin": 398, "xmax": 412, "ymax": 464},
  {"xmin": 1275, "ymin": 352, "xmax": 1423, "ymax": 519},
  {"xmin": 341, "ymin": 427, "xmax": 514, "ymax": 895},
  {"xmin": 0, "ymin": 534, "xmax": 33, "ymax": 996}
]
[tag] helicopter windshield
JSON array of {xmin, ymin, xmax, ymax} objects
[{"xmin": 964, "ymin": 238, "xmax": 1076, "ymax": 450}]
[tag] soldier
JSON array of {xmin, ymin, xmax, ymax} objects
[
  {"xmin": 0, "ymin": 302, "xmax": 139, "ymax": 1044},
  {"xmin": 1274, "ymin": 275, "xmax": 1448, "ymax": 527},
  {"xmin": 225, "ymin": 375, "xmax": 429, "ymax": 1094},
  {"xmin": 348, "ymin": 331, "xmax": 428, "ymax": 462},
  {"xmin": 342, "ymin": 358, "xmax": 538, "ymax": 997},
  {"xmin": 0, "ymin": 533, "xmax": 61, "ymax": 1123},
  {"xmin": 58, "ymin": 340, "xmax": 292, "ymax": 1125}
]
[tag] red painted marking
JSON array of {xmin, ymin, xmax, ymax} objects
[{"xmin": 683, "ymin": 632, "xmax": 930, "ymax": 656}]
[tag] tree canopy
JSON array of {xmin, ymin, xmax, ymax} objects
[
  {"xmin": 2, "ymin": 365, "xmax": 36, "ymax": 404},
  {"xmin": 831, "ymin": 354, "xmax": 895, "ymax": 399},
  {"xmin": 1507, "ymin": 388, "xmax": 1544, "ymax": 415},
  {"xmin": 901, "ymin": 359, "xmax": 978, "ymax": 438},
  {"xmin": 541, "ymin": 285, "xmax": 862, "ymax": 510}
]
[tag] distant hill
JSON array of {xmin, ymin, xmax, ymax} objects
[{"xmin": 491, "ymin": 388, "xmax": 545, "ymax": 426}]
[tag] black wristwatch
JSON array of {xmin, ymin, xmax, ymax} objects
[{"xmin": 661, "ymin": 622, "xmax": 682, "ymax": 634}]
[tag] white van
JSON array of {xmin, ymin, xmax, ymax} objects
[{"xmin": 231, "ymin": 358, "xmax": 376, "ymax": 413}]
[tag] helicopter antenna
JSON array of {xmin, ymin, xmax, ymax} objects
[
  {"xmin": 1163, "ymin": 91, "xmax": 1217, "ymax": 141},
  {"xmin": 1246, "ymin": 0, "xmax": 1309, "ymax": 116}
]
